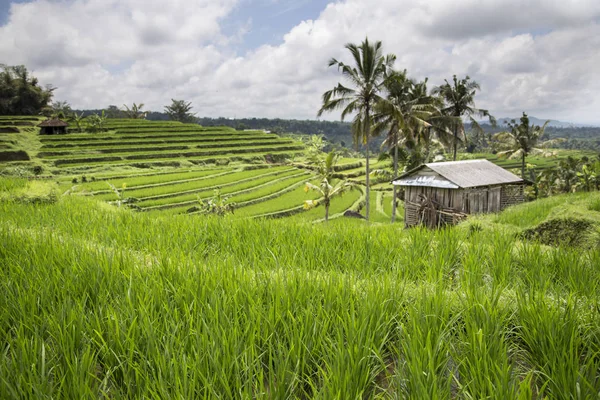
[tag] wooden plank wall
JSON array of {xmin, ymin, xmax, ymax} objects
[{"xmin": 403, "ymin": 183, "xmax": 525, "ymax": 227}]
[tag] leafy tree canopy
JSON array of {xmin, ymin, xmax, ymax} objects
[
  {"xmin": 164, "ymin": 99, "xmax": 196, "ymax": 123},
  {"xmin": 0, "ymin": 64, "xmax": 55, "ymax": 115}
]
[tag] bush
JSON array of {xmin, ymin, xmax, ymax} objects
[
  {"xmin": 520, "ymin": 218, "xmax": 596, "ymax": 248},
  {"xmin": 0, "ymin": 150, "xmax": 30, "ymax": 162}
]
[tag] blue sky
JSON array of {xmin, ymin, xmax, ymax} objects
[
  {"xmin": 0, "ymin": 0, "xmax": 329, "ymax": 54},
  {"xmin": 222, "ymin": 0, "xmax": 329, "ymax": 52},
  {"xmin": 2, "ymin": 0, "xmax": 600, "ymax": 124}
]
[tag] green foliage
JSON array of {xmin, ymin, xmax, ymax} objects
[
  {"xmin": 0, "ymin": 195, "xmax": 599, "ymax": 397},
  {"xmin": 520, "ymin": 218, "xmax": 596, "ymax": 248},
  {"xmin": 0, "ymin": 64, "xmax": 55, "ymax": 115},
  {"xmin": 319, "ymin": 37, "xmax": 396, "ymax": 221},
  {"xmin": 86, "ymin": 110, "xmax": 107, "ymax": 133},
  {"xmin": 432, "ymin": 75, "xmax": 495, "ymax": 160},
  {"xmin": 196, "ymin": 189, "xmax": 235, "ymax": 216},
  {"xmin": 494, "ymin": 112, "xmax": 563, "ymax": 178},
  {"xmin": 303, "ymin": 150, "xmax": 356, "ymax": 221},
  {"xmin": 164, "ymin": 99, "xmax": 196, "ymax": 123},
  {"xmin": 121, "ymin": 103, "xmax": 146, "ymax": 119}
]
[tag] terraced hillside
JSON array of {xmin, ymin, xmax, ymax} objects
[
  {"xmin": 4, "ymin": 116, "xmax": 590, "ymax": 223},
  {"xmin": 38, "ymin": 119, "xmax": 306, "ymax": 168},
  {"xmin": 0, "ymin": 117, "xmax": 367, "ymax": 221}
]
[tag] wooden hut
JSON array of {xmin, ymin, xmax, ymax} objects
[
  {"xmin": 38, "ymin": 118, "xmax": 68, "ymax": 135},
  {"xmin": 392, "ymin": 159, "xmax": 526, "ymax": 227}
]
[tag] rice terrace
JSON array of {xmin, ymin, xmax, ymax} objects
[{"xmin": 2, "ymin": 2, "xmax": 600, "ymax": 398}]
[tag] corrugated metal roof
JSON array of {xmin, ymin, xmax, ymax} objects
[
  {"xmin": 393, "ymin": 159, "xmax": 523, "ymax": 188},
  {"xmin": 393, "ymin": 174, "xmax": 459, "ymax": 189}
]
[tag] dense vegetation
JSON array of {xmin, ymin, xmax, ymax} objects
[
  {"xmin": 1, "ymin": 190, "xmax": 599, "ymax": 397},
  {"xmin": 0, "ymin": 65, "xmax": 54, "ymax": 116}
]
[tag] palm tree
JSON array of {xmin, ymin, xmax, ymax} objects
[
  {"xmin": 317, "ymin": 37, "xmax": 395, "ymax": 221},
  {"xmin": 304, "ymin": 150, "xmax": 355, "ymax": 222},
  {"xmin": 122, "ymin": 103, "xmax": 146, "ymax": 119},
  {"xmin": 494, "ymin": 112, "xmax": 562, "ymax": 178},
  {"xmin": 432, "ymin": 75, "xmax": 495, "ymax": 160},
  {"xmin": 372, "ymin": 71, "xmax": 441, "ymax": 222}
]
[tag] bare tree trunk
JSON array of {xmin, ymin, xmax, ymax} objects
[
  {"xmin": 521, "ymin": 153, "xmax": 526, "ymax": 179},
  {"xmin": 391, "ymin": 131, "xmax": 398, "ymax": 223}
]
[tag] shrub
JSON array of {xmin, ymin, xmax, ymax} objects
[{"xmin": 520, "ymin": 218, "xmax": 596, "ymax": 248}]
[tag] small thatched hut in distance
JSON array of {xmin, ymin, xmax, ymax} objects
[
  {"xmin": 392, "ymin": 159, "xmax": 526, "ymax": 227},
  {"xmin": 38, "ymin": 118, "xmax": 68, "ymax": 135}
]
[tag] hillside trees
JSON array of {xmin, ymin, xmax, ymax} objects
[
  {"xmin": 0, "ymin": 64, "xmax": 55, "ymax": 115},
  {"xmin": 165, "ymin": 99, "xmax": 196, "ymax": 123},
  {"xmin": 318, "ymin": 37, "xmax": 396, "ymax": 221},
  {"xmin": 105, "ymin": 105, "xmax": 124, "ymax": 118},
  {"xmin": 432, "ymin": 75, "xmax": 495, "ymax": 160}
]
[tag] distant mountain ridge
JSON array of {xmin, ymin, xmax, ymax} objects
[{"xmin": 492, "ymin": 116, "xmax": 594, "ymax": 128}]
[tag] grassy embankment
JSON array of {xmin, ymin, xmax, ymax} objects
[{"xmin": 1, "ymin": 185, "xmax": 599, "ymax": 398}]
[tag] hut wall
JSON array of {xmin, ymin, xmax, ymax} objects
[
  {"xmin": 500, "ymin": 184, "xmax": 525, "ymax": 210},
  {"xmin": 462, "ymin": 186, "xmax": 504, "ymax": 214},
  {"xmin": 403, "ymin": 186, "xmax": 463, "ymax": 227}
]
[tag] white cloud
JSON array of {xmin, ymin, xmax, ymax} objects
[{"xmin": 1, "ymin": 0, "xmax": 600, "ymax": 124}]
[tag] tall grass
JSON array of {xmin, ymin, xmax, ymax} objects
[{"xmin": 1, "ymin": 195, "xmax": 599, "ymax": 397}]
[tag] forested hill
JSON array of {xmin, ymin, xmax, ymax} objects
[
  {"xmin": 475, "ymin": 123, "xmax": 600, "ymax": 151},
  {"xmin": 195, "ymin": 117, "xmax": 353, "ymax": 146},
  {"xmin": 74, "ymin": 110, "xmax": 599, "ymax": 151}
]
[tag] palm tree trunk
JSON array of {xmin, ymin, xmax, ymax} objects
[
  {"xmin": 325, "ymin": 202, "xmax": 329, "ymax": 222},
  {"xmin": 453, "ymin": 125, "xmax": 458, "ymax": 161},
  {"xmin": 521, "ymin": 153, "xmax": 526, "ymax": 179},
  {"xmin": 365, "ymin": 107, "xmax": 371, "ymax": 222},
  {"xmin": 391, "ymin": 131, "xmax": 398, "ymax": 223}
]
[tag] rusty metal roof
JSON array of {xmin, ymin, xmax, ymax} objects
[{"xmin": 393, "ymin": 159, "xmax": 524, "ymax": 188}]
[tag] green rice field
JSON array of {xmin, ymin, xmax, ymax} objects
[
  {"xmin": 0, "ymin": 117, "xmax": 367, "ymax": 221},
  {"xmin": 0, "ymin": 191, "xmax": 599, "ymax": 397},
  {"xmin": 2, "ymin": 115, "xmax": 600, "ymax": 397}
]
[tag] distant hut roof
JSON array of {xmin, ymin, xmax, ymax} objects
[
  {"xmin": 38, "ymin": 118, "xmax": 68, "ymax": 127},
  {"xmin": 392, "ymin": 159, "xmax": 524, "ymax": 189}
]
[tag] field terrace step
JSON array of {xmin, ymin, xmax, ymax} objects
[
  {"xmin": 53, "ymin": 149, "xmax": 306, "ymax": 169},
  {"xmin": 137, "ymin": 170, "xmax": 309, "ymax": 211},
  {"xmin": 49, "ymin": 144, "xmax": 306, "ymax": 165},
  {"xmin": 86, "ymin": 169, "xmax": 235, "ymax": 195},
  {"xmin": 185, "ymin": 177, "xmax": 310, "ymax": 216},
  {"xmin": 38, "ymin": 139, "xmax": 296, "ymax": 157},
  {"xmin": 119, "ymin": 167, "xmax": 298, "ymax": 203},
  {"xmin": 40, "ymin": 130, "xmax": 266, "ymax": 142},
  {"xmin": 40, "ymin": 135, "xmax": 281, "ymax": 149}
]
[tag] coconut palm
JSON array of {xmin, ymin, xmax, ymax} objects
[
  {"xmin": 304, "ymin": 150, "xmax": 355, "ymax": 222},
  {"xmin": 432, "ymin": 75, "xmax": 495, "ymax": 160},
  {"xmin": 372, "ymin": 71, "xmax": 442, "ymax": 222},
  {"xmin": 317, "ymin": 37, "xmax": 395, "ymax": 221},
  {"xmin": 494, "ymin": 112, "xmax": 563, "ymax": 178}
]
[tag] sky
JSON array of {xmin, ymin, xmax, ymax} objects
[{"xmin": 1, "ymin": 0, "xmax": 600, "ymax": 125}]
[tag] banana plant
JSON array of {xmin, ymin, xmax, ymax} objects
[{"xmin": 303, "ymin": 150, "xmax": 356, "ymax": 222}]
